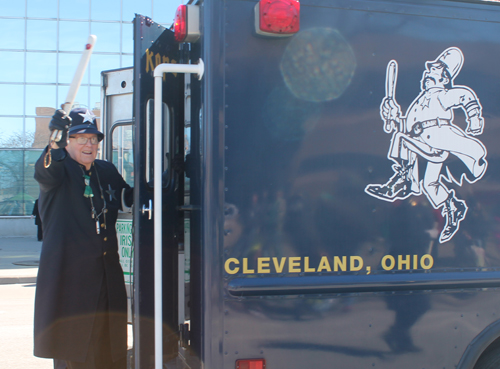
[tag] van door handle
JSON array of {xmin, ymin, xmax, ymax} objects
[{"xmin": 141, "ymin": 199, "xmax": 153, "ymax": 220}]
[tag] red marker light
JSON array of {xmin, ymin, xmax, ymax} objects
[
  {"xmin": 255, "ymin": 0, "xmax": 300, "ymax": 36},
  {"xmin": 174, "ymin": 5, "xmax": 187, "ymax": 42},
  {"xmin": 236, "ymin": 359, "xmax": 266, "ymax": 369},
  {"xmin": 174, "ymin": 4, "xmax": 200, "ymax": 42},
  {"xmin": 85, "ymin": 43, "xmax": 92, "ymax": 50}
]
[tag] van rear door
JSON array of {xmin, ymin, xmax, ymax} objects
[{"xmin": 132, "ymin": 14, "xmax": 185, "ymax": 369}]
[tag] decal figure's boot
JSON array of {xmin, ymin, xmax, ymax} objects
[
  {"xmin": 365, "ymin": 162, "xmax": 414, "ymax": 201},
  {"xmin": 439, "ymin": 190, "xmax": 467, "ymax": 243}
]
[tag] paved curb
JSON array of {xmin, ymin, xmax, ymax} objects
[
  {"xmin": 0, "ymin": 268, "xmax": 38, "ymax": 285},
  {"xmin": 0, "ymin": 276, "xmax": 37, "ymax": 284}
]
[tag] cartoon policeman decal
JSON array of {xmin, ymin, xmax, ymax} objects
[{"xmin": 365, "ymin": 47, "xmax": 487, "ymax": 243}]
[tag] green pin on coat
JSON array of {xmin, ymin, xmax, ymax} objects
[{"xmin": 83, "ymin": 174, "xmax": 94, "ymax": 198}]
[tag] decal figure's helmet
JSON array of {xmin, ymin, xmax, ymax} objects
[{"xmin": 425, "ymin": 47, "xmax": 464, "ymax": 80}]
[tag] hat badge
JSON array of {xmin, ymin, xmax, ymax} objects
[{"xmin": 78, "ymin": 109, "xmax": 96, "ymax": 123}]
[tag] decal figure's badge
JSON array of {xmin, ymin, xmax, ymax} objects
[{"xmin": 365, "ymin": 47, "xmax": 487, "ymax": 243}]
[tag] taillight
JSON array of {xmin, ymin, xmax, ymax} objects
[
  {"xmin": 174, "ymin": 4, "xmax": 200, "ymax": 42},
  {"xmin": 174, "ymin": 5, "xmax": 187, "ymax": 42},
  {"xmin": 255, "ymin": 0, "xmax": 300, "ymax": 37},
  {"xmin": 236, "ymin": 359, "xmax": 266, "ymax": 369}
]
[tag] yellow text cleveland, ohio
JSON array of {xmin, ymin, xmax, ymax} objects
[{"xmin": 224, "ymin": 254, "xmax": 434, "ymax": 275}]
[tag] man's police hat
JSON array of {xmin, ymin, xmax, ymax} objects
[{"xmin": 68, "ymin": 108, "xmax": 104, "ymax": 141}]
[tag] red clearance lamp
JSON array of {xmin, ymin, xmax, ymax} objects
[
  {"xmin": 236, "ymin": 359, "xmax": 266, "ymax": 369},
  {"xmin": 255, "ymin": 0, "xmax": 300, "ymax": 37},
  {"xmin": 174, "ymin": 4, "xmax": 200, "ymax": 42}
]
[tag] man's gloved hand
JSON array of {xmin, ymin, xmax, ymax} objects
[
  {"xmin": 49, "ymin": 110, "xmax": 72, "ymax": 149},
  {"xmin": 49, "ymin": 109, "xmax": 72, "ymax": 131}
]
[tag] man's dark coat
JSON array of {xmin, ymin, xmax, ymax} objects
[{"xmin": 34, "ymin": 147, "xmax": 132, "ymax": 363}]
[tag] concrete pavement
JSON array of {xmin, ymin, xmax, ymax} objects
[
  {"xmin": 0, "ymin": 237, "xmax": 45, "ymax": 367},
  {"xmin": 0, "ymin": 283, "xmax": 53, "ymax": 368},
  {"xmin": 0, "ymin": 237, "xmax": 134, "ymax": 367},
  {"xmin": 0, "ymin": 236, "xmax": 41, "ymax": 284}
]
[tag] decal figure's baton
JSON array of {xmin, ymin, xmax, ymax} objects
[
  {"xmin": 384, "ymin": 60, "xmax": 398, "ymax": 133},
  {"xmin": 51, "ymin": 35, "xmax": 97, "ymax": 142}
]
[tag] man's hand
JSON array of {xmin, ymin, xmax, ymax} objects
[
  {"xmin": 49, "ymin": 110, "xmax": 72, "ymax": 148},
  {"xmin": 466, "ymin": 116, "xmax": 484, "ymax": 136},
  {"xmin": 49, "ymin": 109, "xmax": 72, "ymax": 131}
]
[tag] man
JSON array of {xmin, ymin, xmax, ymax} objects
[
  {"xmin": 365, "ymin": 47, "xmax": 487, "ymax": 243},
  {"xmin": 34, "ymin": 108, "xmax": 133, "ymax": 369}
]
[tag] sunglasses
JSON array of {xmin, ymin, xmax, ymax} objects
[{"xmin": 69, "ymin": 136, "xmax": 99, "ymax": 145}]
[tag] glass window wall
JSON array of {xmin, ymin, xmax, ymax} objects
[
  {"xmin": 0, "ymin": 84, "xmax": 24, "ymax": 116},
  {"xmin": 57, "ymin": 85, "xmax": 90, "ymax": 109},
  {"xmin": 27, "ymin": 0, "xmax": 58, "ymax": 19},
  {"xmin": 0, "ymin": 19, "xmax": 26, "ymax": 49},
  {"xmin": 90, "ymin": 54, "xmax": 121, "ymax": 84},
  {"xmin": 58, "ymin": 53, "xmax": 89, "ymax": 84},
  {"xmin": 25, "ymin": 85, "xmax": 57, "ymax": 116},
  {"xmin": 59, "ymin": 0, "xmax": 90, "ymax": 20},
  {"xmin": 0, "ymin": 52, "xmax": 25, "ymax": 83},
  {"xmin": 152, "ymin": 0, "xmax": 179, "ymax": 25},
  {"xmin": 59, "ymin": 21, "xmax": 92, "ymax": 52},
  {"xmin": 2, "ymin": 3, "xmax": 26, "ymax": 17},
  {"xmin": 0, "ymin": 150, "xmax": 41, "ymax": 216},
  {"xmin": 122, "ymin": 23, "xmax": 134, "ymax": 54},
  {"xmin": 123, "ymin": 0, "xmax": 152, "ymax": 23},
  {"xmin": 91, "ymin": 0, "xmax": 121, "ymax": 21},
  {"xmin": 26, "ymin": 53, "xmax": 57, "ymax": 83},
  {"xmin": 26, "ymin": 20, "xmax": 58, "ymax": 51},
  {"xmin": 0, "ymin": 0, "xmax": 176, "ymax": 215},
  {"xmin": 91, "ymin": 22, "xmax": 122, "ymax": 53},
  {"xmin": 0, "ymin": 117, "xmax": 25, "ymax": 147}
]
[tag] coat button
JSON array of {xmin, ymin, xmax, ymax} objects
[
  {"xmin": 104, "ymin": 237, "xmax": 108, "ymax": 241},
  {"xmin": 103, "ymin": 251, "xmax": 107, "ymax": 256}
]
